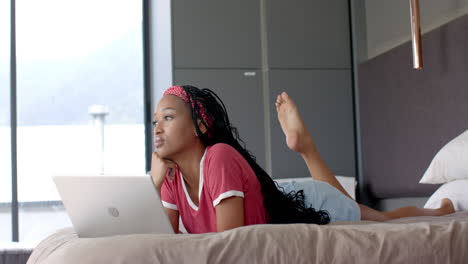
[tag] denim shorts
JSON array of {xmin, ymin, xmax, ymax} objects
[{"xmin": 276, "ymin": 179, "xmax": 361, "ymax": 222}]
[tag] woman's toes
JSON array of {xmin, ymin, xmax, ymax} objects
[{"xmin": 440, "ymin": 198, "xmax": 455, "ymax": 214}]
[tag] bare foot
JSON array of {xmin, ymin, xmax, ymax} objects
[
  {"xmin": 439, "ymin": 198, "xmax": 455, "ymax": 215},
  {"xmin": 275, "ymin": 92, "xmax": 314, "ymax": 153}
]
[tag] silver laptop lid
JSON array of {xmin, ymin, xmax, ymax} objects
[{"xmin": 53, "ymin": 175, "xmax": 174, "ymax": 238}]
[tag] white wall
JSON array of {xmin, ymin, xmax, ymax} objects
[
  {"xmin": 150, "ymin": 0, "xmax": 173, "ymax": 115},
  {"xmin": 364, "ymin": 0, "xmax": 468, "ymax": 60}
]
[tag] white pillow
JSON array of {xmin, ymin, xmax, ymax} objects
[
  {"xmin": 419, "ymin": 130, "xmax": 468, "ymax": 184},
  {"xmin": 423, "ymin": 179, "xmax": 468, "ymax": 211}
]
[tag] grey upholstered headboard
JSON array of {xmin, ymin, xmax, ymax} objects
[{"xmin": 358, "ymin": 14, "xmax": 468, "ymax": 200}]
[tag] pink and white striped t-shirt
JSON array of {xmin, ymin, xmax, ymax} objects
[{"xmin": 161, "ymin": 143, "xmax": 267, "ymax": 233}]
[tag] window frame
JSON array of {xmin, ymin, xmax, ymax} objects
[{"xmin": 7, "ymin": 0, "xmax": 152, "ymax": 242}]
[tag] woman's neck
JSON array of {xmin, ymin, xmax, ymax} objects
[{"xmin": 173, "ymin": 142, "xmax": 206, "ymax": 190}]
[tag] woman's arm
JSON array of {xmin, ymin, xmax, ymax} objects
[
  {"xmin": 164, "ymin": 208, "xmax": 180, "ymax": 233},
  {"xmin": 215, "ymin": 196, "xmax": 244, "ymax": 232},
  {"xmin": 150, "ymin": 152, "xmax": 177, "ymax": 193}
]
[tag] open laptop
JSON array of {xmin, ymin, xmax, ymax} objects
[{"xmin": 52, "ymin": 174, "xmax": 174, "ymax": 238}]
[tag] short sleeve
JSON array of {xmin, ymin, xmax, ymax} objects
[
  {"xmin": 161, "ymin": 172, "xmax": 178, "ymax": 211},
  {"xmin": 205, "ymin": 144, "xmax": 247, "ymax": 207}
]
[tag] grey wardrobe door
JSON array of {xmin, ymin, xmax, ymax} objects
[
  {"xmin": 174, "ymin": 69, "xmax": 266, "ymax": 168},
  {"xmin": 266, "ymin": 0, "xmax": 351, "ymax": 69},
  {"xmin": 172, "ymin": 0, "xmax": 261, "ymax": 68},
  {"xmin": 269, "ymin": 70, "xmax": 355, "ymax": 178}
]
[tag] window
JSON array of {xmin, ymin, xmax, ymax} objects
[
  {"xmin": 15, "ymin": 0, "xmax": 144, "ymax": 242},
  {"xmin": 0, "ymin": 0, "xmax": 11, "ymax": 242}
]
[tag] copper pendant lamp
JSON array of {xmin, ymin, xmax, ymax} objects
[{"xmin": 410, "ymin": 0, "xmax": 423, "ymax": 69}]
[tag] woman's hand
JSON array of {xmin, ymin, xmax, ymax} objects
[{"xmin": 150, "ymin": 152, "xmax": 177, "ymax": 191}]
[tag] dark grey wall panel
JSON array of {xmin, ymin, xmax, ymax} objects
[
  {"xmin": 266, "ymin": 0, "xmax": 351, "ymax": 69},
  {"xmin": 269, "ymin": 70, "xmax": 356, "ymax": 179},
  {"xmin": 358, "ymin": 14, "xmax": 468, "ymax": 199},
  {"xmin": 172, "ymin": 0, "xmax": 261, "ymax": 68},
  {"xmin": 174, "ymin": 69, "xmax": 266, "ymax": 169}
]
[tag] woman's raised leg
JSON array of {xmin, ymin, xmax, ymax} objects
[
  {"xmin": 275, "ymin": 91, "xmax": 353, "ymax": 200},
  {"xmin": 275, "ymin": 91, "xmax": 455, "ymax": 220}
]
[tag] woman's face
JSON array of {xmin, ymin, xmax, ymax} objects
[{"xmin": 153, "ymin": 95, "xmax": 200, "ymax": 159}]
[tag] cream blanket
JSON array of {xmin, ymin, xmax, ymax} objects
[{"xmin": 27, "ymin": 211, "xmax": 468, "ymax": 264}]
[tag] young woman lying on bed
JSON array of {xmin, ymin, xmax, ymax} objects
[{"xmin": 150, "ymin": 85, "xmax": 454, "ymax": 234}]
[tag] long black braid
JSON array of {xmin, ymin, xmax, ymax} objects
[{"xmin": 181, "ymin": 85, "xmax": 330, "ymax": 225}]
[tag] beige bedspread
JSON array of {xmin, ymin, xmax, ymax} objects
[{"xmin": 27, "ymin": 211, "xmax": 468, "ymax": 264}]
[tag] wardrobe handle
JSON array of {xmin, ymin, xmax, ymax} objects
[{"xmin": 243, "ymin": 72, "xmax": 257, "ymax": 77}]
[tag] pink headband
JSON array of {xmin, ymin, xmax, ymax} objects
[{"xmin": 163, "ymin": 85, "xmax": 213, "ymax": 130}]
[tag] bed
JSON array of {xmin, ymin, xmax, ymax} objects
[
  {"xmin": 26, "ymin": 127, "xmax": 468, "ymax": 264},
  {"xmin": 25, "ymin": 117, "xmax": 468, "ymax": 264},
  {"xmin": 24, "ymin": 138, "xmax": 468, "ymax": 264},
  {"xmin": 27, "ymin": 211, "xmax": 468, "ymax": 264}
]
